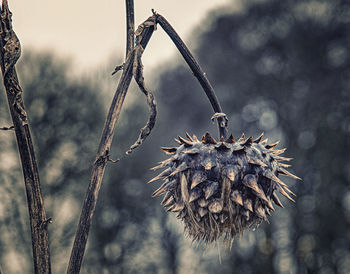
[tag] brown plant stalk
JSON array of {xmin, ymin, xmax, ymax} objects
[{"xmin": 0, "ymin": 1, "xmax": 51, "ymax": 273}]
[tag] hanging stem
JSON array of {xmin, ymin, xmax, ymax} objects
[
  {"xmin": 154, "ymin": 12, "xmax": 228, "ymax": 140},
  {"xmin": 0, "ymin": 1, "xmax": 51, "ymax": 273}
]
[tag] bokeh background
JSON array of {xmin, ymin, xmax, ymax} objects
[{"xmin": 0, "ymin": 0, "xmax": 349, "ymax": 273}]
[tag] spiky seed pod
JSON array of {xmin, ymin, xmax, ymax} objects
[{"xmin": 150, "ymin": 132, "xmax": 300, "ymax": 244}]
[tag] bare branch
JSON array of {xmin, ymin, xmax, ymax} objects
[
  {"xmin": 154, "ymin": 11, "xmax": 228, "ymax": 140},
  {"xmin": 66, "ymin": 13, "xmax": 157, "ymax": 274},
  {"xmin": 0, "ymin": 1, "xmax": 51, "ymax": 273},
  {"xmin": 125, "ymin": 0, "xmax": 135, "ymax": 56}
]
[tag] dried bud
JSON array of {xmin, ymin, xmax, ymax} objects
[{"xmin": 150, "ymin": 132, "xmax": 300, "ymax": 245}]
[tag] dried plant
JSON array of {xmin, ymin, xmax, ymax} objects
[{"xmin": 0, "ymin": 0, "xmax": 299, "ymax": 273}]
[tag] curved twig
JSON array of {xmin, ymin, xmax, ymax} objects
[
  {"xmin": 126, "ymin": 42, "xmax": 157, "ymax": 154},
  {"xmin": 154, "ymin": 11, "xmax": 228, "ymax": 140}
]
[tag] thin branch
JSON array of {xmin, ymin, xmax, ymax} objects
[
  {"xmin": 125, "ymin": 0, "xmax": 135, "ymax": 56},
  {"xmin": 0, "ymin": 1, "xmax": 51, "ymax": 273},
  {"xmin": 154, "ymin": 11, "xmax": 228, "ymax": 140},
  {"xmin": 66, "ymin": 14, "xmax": 157, "ymax": 274}
]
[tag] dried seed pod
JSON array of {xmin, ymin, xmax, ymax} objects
[{"xmin": 150, "ymin": 132, "xmax": 299, "ymax": 244}]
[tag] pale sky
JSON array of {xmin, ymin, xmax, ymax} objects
[{"xmin": 10, "ymin": 0, "xmax": 232, "ymax": 72}]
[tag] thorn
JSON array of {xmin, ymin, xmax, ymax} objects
[
  {"xmin": 174, "ymin": 138, "xmax": 182, "ymax": 145},
  {"xmin": 163, "ymin": 197, "xmax": 175, "ymax": 208},
  {"xmin": 242, "ymin": 136, "xmax": 253, "ymax": 146},
  {"xmin": 178, "ymin": 136, "xmax": 193, "ymax": 146},
  {"xmin": 272, "ymin": 148, "xmax": 287, "ymax": 155},
  {"xmin": 238, "ymin": 133, "xmax": 246, "ymax": 143},
  {"xmin": 253, "ymin": 133, "xmax": 264, "ymax": 143},
  {"xmin": 42, "ymin": 217, "xmax": 53, "ymax": 228},
  {"xmin": 161, "ymin": 192, "xmax": 173, "ymax": 205},
  {"xmin": 279, "ymin": 163, "xmax": 292, "ymax": 168},
  {"xmin": 204, "ymin": 181, "xmax": 219, "ymax": 200},
  {"xmin": 278, "ymin": 168, "xmax": 302, "ymax": 180},
  {"xmin": 273, "ymin": 156, "xmax": 293, "ymax": 162},
  {"xmin": 224, "ymin": 166, "xmax": 236, "ymax": 181},
  {"xmin": 243, "ymin": 198, "xmax": 253, "ymax": 212},
  {"xmin": 261, "ymin": 138, "xmax": 268, "ymax": 145},
  {"xmin": 248, "ymin": 158, "xmax": 268, "ymax": 167},
  {"xmin": 148, "ymin": 168, "xmax": 172, "ymax": 183},
  {"xmin": 185, "ymin": 132, "xmax": 193, "ymax": 142},
  {"xmin": 171, "ymin": 201, "xmax": 185, "ymax": 212},
  {"xmin": 243, "ymin": 175, "xmax": 268, "ymax": 203},
  {"xmin": 265, "ymin": 141, "xmax": 280, "ymax": 150},
  {"xmin": 231, "ymin": 190, "xmax": 243, "ymax": 206},
  {"xmin": 198, "ymin": 207, "xmax": 208, "ymax": 217},
  {"xmin": 277, "ymin": 186, "xmax": 295, "ymax": 202},
  {"xmin": 215, "ymin": 142, "xmax": 230, "ymax": 150},
  {"xmin": 152, "ymin": 180, "xmax": 177, "ymax": 197},
  {"xmin": 202, "ymin": 132, "xmax": 217, "ymax": 144},
  {"xmin": 192, "ymin": 134, "xmax": 199, "ymax": 142},
  {"xmin": 272, "ymin": 192, "xmax": 284, "ymax": 208},
  {"xmin": 161, "ymin": 147, "xmax": 177, "ymax": 154},
  {"xmin": 225, "ymin": 134, "xmax": 236, "ymax": 144},
  {"xmin": 189, "ymin": 188, "xmax": 202, "ymax": 203},
  {"xmin": 191, "ymin": 171, "xmax": 207, "ymax": 189}
]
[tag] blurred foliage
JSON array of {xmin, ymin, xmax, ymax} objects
[{"xmin": 0, "ymin": 0, "xmax": 349, "ymax": 273}]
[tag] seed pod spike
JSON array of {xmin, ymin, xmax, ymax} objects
[
  {"xmin": 189, "ymin": 188, "xmax": 202, "ymax": 203},
  {"xmin": 238, "ymin": 133, "xmax": 246, "ymax": 143},
  {"xmin": 174, "ymin": 138, "xmax": 182, "ymax": 145},
  {"xmin": 161, "ymin": 147, "xmax": 177, "ymax": 154},
  {"xmin": 179, "ymin": 136, "xmax": 193, "ymax": 146},
  {"xmin": 202, "ymin": 132, "xmax": 217, "ymax": 144},
  {"xmin": 265, "ymin": 141, "xmax": 280, "ymax": 150},
  {"xmin": 185, "ymin": 132, "xmax": 194, "ymax": 142},
  {"xmin": 279, "ymin": 163, "xmax": 291, "ymax": 168},
  {"xmin": 273, "ymin": 148, "xmax": 287, "ymax": 155},
  {"xmin": 148, "ymin": 168, "xmax": 171, "ymax": 183},
  {"xmin": 278, "ymin": 168, "xmax": 302, "ymax": 180},
  {"xmin": 163, "ymin": 197, "xmax": 176, "ymax": 208},
  {"xmin": 261, "ymin": 138, "xmax": 269, "ymax": 145},
  {"xmin": 225, "ymin": 134, "xmax": 236, "ymax": 144},
  {"xmin": 272, "ymin": 192, "xmax": 284, "ymax": 208},
  {"xmin": 248, "ymin": 158, "xmax": 268, "ymax": 167},
  {"xmin": 191, "ymin": 171, "xmax": 207, "ymax": 189},
  {"xmin": 242, "ymin": 136, "xmax": 253, "ymax": 146},
  {"xmin": 231, "ymin": 190, "xmax": 243, "ymax": 206},
  {"xmin": 204, "ymin": 181, "xmax": 219, "ymax": 200},
  {"xmin": 274, "ymin": 156, "xmax": 293, "ymax": 162},
  {"xmin": 161, "ymin": 191, "xmax": 173, "ymax": 205},
  {"xmin": 243, "ymin": 198, "xmax": 253, "ymax": 212},
  {"xmin": 224, "ymin": 166, "xmax": 236, "ymax": 181},
  {"xmin": 277, "ymin": 186, "xmax": 295, "ymax": 202},
  {"xmin": 253, "ymin": 132, "xmax": 264, "ymax": 143}
]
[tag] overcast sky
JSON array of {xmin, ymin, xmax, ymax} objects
[{"xmin": 10, "ymin": 0, "xmax": 232, "ymax": 72}]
